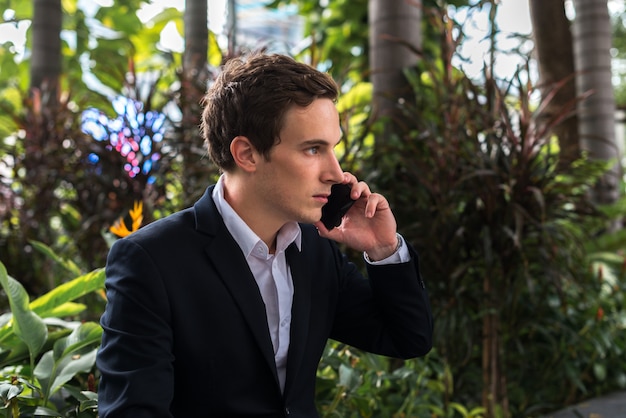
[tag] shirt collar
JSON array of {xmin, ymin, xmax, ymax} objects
[{"xmin": 212, "ymin": 175, "xmax": 302, "ymax": 259}]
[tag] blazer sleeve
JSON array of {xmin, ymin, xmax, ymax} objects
[
  {"xmin": 96, "ymin": 238, "xmax": 175, "ymax": 418},
  {"xmin": 329, "ymin": 244, "xmax": 433, "ymax": 359}
]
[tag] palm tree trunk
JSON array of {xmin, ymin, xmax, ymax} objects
[
  {"xmin": 181, "ymin": 0, "xmax": 212, "ymax": 206},
  {"xmin": 19, "ymin": 0, "xmax": 63, "ymax": 293},
  {"xmin": 30, "ymin": 0, "xmax": 62, "ymax": 104},
  {"xmin": 573, "ymin": 0, "xmax": 621, "ymax": 205},
  {"xmin": 184, "ymin": 0, "xmax": 209, "ymax": 74},
  {"xmin": 529, "ymin": 0, "xmax": 579, "ymax": 170},
  {"xmin": 368, "ymin": 0, "xmax": 421, "ymax": 143}
]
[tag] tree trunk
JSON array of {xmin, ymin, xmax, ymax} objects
[
  {"xmin": 528, "ymin": 0, "xmax": 579, "ymax": 170},
  {"xmin": 181, "ymin": 0, "xmax": 212, "ymax": 206},
  {"xmin": 30, "ymin": 0, "xmax": 62, "ymax": 104},
  {"xmin": 368, "ymin": 0, "xmax": 421, "ymax": 144},
  {"xmin": 17, "ymin": 0, "xmax": 64, "ymax": 292},
  {"xmin": 184, "ymin": 0, "xmax": 209, "ymax": 75},
  {"xmin": 572, "ymin": 0, "xmax": 621, "ymax": 205}
]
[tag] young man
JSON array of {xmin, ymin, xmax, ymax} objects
[{"xmin": 96, "ymin": 53, "xmax": 433, "ymax": 417}]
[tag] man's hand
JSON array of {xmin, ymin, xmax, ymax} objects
[{"xmin": 315, "ymin": 174, "xmax": 399, "ymax": 261}]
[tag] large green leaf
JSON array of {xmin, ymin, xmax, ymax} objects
[
  {"xmin": 41, "ymin": 302, "xmax": 88, "ymax": 319},
  {"xmin": 52, "ymin": 322, "xmax": 102, "ymax": 361},
  {"xmin": 34, "ymin": 340, "xmax": 99, "ymax": 400},
  {"xmin": 0, "ymin": 334, "xmax": 29, "ymax": 366},
  {"xmin": 0, "ymin": 329, "xmax": 74, "ymax": 369},
  {"xmin": 31, "ymin": 405, "xmax": 65, "ymax": 417},
  {"xmin": 29, "ymin": 269, "xmax": 105, "ymax": 319},
  {"xmin": 0, "ymin": 262, "xmax": 48, "ymax": 361}
]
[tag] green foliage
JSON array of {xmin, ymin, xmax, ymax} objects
[
  {"xmin": 0, "ymin": 263, "xmax": 47, "ymax": 372},
  {"xmin": 1, "ymin": 1, "xmax": 625, "ymax": 417},
  {"xmin": 0, "ymin": 88, "xmax": 120, "ymax": 292},
  {"xmin": 269, "ymin": 0, "xmax": 471, "ymax": 88},
  {"xmin": 0, "ymin": 0, "xmax": 216, "ymax": 292},
  {"xmin": 268, "ymin": 0, "xmax": 369, "ymax": 85},
  {"xmin": 612, "ymin": 3, "xmax": 626, "ymax": 107},
  {"xmin": 316, "ymin": 342, "xmax": 485, "ymax": 417},
  {"xmin": 0, "ymin": 260, "xmax": 103, "ymax": 417},
  {"xmin": 335, "ymin": 81, "xmax": 375, "ymax": 172},
  {"xmin": 354, "ymin": 7, "xmax": 625, "ymax": 415}
]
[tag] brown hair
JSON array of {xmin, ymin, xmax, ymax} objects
[{"xmin": 200, "ymin": 53, "xmax": 339, "ymax": 171}]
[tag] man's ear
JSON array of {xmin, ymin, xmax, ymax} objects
[{"xmin": 230, "ymin": 136, "xmax": 257, "ymax": 172}]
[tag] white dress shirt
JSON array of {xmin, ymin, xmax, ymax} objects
[{"xmin": 212, "ymin": 175, "xmax": 409, "ymax": 392}]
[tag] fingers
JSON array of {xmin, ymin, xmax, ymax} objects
[
  {"xmin": 340, "ymin": 174, "xmax": 370, "ymax": 201},
  {"xmin": 339, "ymin": 171, "xmax": 391, "ymax": 212},
  {"xmin": 339, "ymin": 172, "xmax": 385, "ymax": 216}
]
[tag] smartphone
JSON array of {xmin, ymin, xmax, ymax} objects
[{"xmin": 320, "ymin": 183, "xmax": 356, "ymax": 230}]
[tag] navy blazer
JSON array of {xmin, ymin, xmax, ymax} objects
[{"xmin": 96, "ymin": 186, "xmax": 433, "ymax": 417}]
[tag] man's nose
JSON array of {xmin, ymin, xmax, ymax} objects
[{"xmin": 324, "ymin": 154, "xmax": 344, "ymax": 184}]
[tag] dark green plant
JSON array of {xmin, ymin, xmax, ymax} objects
[
  {"xmin": 356, "ymin": 6, "xmax": 620, "ymax": 417},
  {"xmin": 0, "ymin": 259, "xmax": 103, "ymax": 417},
  {"xmin": 316, "ymin": 342, "xmax": 485, "ymax": 417}
]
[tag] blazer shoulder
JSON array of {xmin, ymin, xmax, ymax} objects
[
  {"xmin": 123, "ymin": 207, "xmax": 195, "ymax": 245},
  {"xmin": 125, "ymin": 185, "xmax": 220, "ymax": 245}
]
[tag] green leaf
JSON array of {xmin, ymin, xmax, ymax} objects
[
  {"xmin": 0, "ymin": 262, "xmax": 48, "ymax": 361},
  {"xmin": 451, "ymin": 402, "xmax": 469, "ymax": 416},
  {"xmin": 336, "ymin": 81, "xmax": 372, "ymax": 113},
  {"xmin": 0, "ymin": 381, "xmax": 23, "ymax": 403},
  {"xmin": 29, "ymin": 269, "xmax": 105, "ymax": 318},
  {"xmin": 28, "ymin": 240, "xmax": 82, "ymax": 277},
  {"xmin": 63, "ymin": 386, "xmax": 98, "ymax": 404},
  {"xmin": 31, "ymin": 405, "xmax": 63, "ymax": 416},
  {"xmin": 208, "ymin": 31, "xmax": 222, "ymax": 67},
  {"xmin": 79, "ymin": 398, "xmax": 98, "ymax": 412},
  {"xmin": 0, "ymin": 335, "xmax": 29, "ymax": 367},
  {"xmin": 52, "ymin": 322, "xmax": 102, "ymax": 361},
  {"xmin": 338, "ymin": 364, "xmax": 360, "ymax": 391},
  {"xmin": 41, "ymin": 302, "xmax": 88, "ymax": 319},
  {"xmin": 33, "ymin": 323, "xmax": 101, "ymax": 401},
  {"xmin": 35, "ymin": 348, "xmax": 98, "ymax": 400},
  {"xmin": 593, "ymin": 362, "xmax": 607, "ymax": 381},
  {"xmin": 0, "ymin": 328, "xmax": 76, "ymax": 370}
]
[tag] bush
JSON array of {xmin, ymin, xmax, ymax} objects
[
  {"xmin": 0, "ymin": 258, "xmax": 103, "ymax": 417},
  {"xmin": 316, "ymin": 342, "xmax": 485, "ymax": 417},
  {"xmin": 360, "ymin": 28, "xmax": 624, "ymax": 418}
]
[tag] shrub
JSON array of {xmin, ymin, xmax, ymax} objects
[{"xmin": 0, "ymin": 259, "xmax": 103, "ymax": 417}]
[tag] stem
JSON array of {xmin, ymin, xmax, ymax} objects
[
  {"xmin": 324, "ymin": 386, "xmax": 346, "ymax": 417},
  {"xmin": 11, "ymin": 398, "xmax": 19, "ymax": 418}
]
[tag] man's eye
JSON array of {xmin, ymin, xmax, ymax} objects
[{"xmin": 307, "ymin": 147, "xmax": 320, "ymax": 155}]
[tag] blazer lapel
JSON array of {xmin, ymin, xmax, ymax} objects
[
  {"xmin": 283, "ymin": 243, "xmax": 312, "ymax": 395},
  {"xmin": 194, "ymin": 187, "xmax": 279, "ymax": 387}
]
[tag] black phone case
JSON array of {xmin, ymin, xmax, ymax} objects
[{"xmin": 320, "ymin": 183, "xmax": 356, "ymax": 230}]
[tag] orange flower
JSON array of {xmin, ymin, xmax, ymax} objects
[
  {"xmin": 129, "ymin": 201, "xmax": 144, "ymax": 231},
  {"xmin": 110, "ymin": 201, "xmax": 144, "ymax": 237}
]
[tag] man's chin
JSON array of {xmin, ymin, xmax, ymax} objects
[{"xmin": 299, "ymin": 212, "xmax": 322, "ymax": 225}]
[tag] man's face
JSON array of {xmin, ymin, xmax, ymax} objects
[{"xmin": 253, "ymin": 98, "xmax": 344, "ymax": 226}]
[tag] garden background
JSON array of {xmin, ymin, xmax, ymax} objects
[{"xmin": 1, "ymin": 0, "xmax": 626, "ymax": 417}]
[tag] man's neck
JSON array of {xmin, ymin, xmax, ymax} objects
[{"xmin": 222, "ymin": 174, "xmax": 281, "ymax": 253}]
